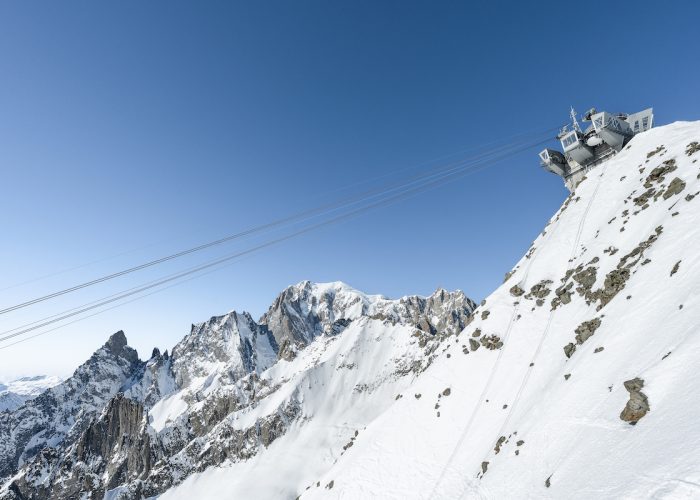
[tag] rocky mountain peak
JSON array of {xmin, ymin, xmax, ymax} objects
[
  {"xmin": 260, "ymin": 281, "xmax": 476, "ymax": 349},
  {"xmin": 169, "ymin": 309, "xmax": 278, "ymax": 388},
  {"xmin": 100, "ymin": 330, "xmax": 139, "ymax": 365},
  {"xmin": 0, "ymin": 331, "xmax": 144, "ymax": 485},
  {"xmin": 105, "ymin": 329, "xmax": 128, "ymax": 351}
]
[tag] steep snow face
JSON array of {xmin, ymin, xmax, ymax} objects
[
  {"xmin": 163, "ymin": 121, "xmax": 700, "ymax": 499},
  {"xmin": 0, "ymin": 376, "xmax": 62, "ymax": 413},
  {"xmin": 260, "ymin": 280, "xmax": 475, "ymax": 352},
  {"xmin": 0, "ymin": 331, "xmax": 141, "ymax": 483}
]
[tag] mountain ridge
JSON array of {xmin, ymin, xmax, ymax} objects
[{"xmin": 0, "ymin": 283, "xmax": 475, "ymax": 499}]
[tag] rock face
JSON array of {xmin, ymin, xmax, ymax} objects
[
  {"xmin": 171, "ymin": 310, "xmax": 278, "ymax": 388},
  {"xmin": 123, "ymin": 349, "xmax": 176, "ymax": 411},
  {"xmin": 259, "ymin": 281, "xmax": 476, "ymax": 351},
  {"xmin": 76, "ymin": 395, "xmax": 150, "ymax": 490},
  {"xmin": 663, "ymin": 177, "xmax": 686, "ymax": 199},
  {"xmin": 8, "ymin": 394, "xmax": 151, "ymax": 499},
  {"xmin": 0, "ymin": 331, "xmax": 141, "ymax": 483},
  {"xmin": 619, "ymin": 378, "xmax": 650, "ymax": 425},
  {"xmin": 574, "ymin": 318, "xmax": 602, "ymax": 345}
]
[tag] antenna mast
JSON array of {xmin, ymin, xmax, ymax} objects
[{"xmin": 570, "ymin": 107, "xmax": 581, "ymax": 133}]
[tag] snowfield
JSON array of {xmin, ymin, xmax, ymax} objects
[{"xmin": 163, "ymin": 121, "xmax": 700, "ymax": 499}]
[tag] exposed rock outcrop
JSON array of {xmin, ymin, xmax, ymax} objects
[
  {"xmin": 574, "ymin": 318, "xmax": 602, "ymax": 345},
  {"xmin": 619, "ymin": 378, "xmax": 650, "ymax": 425}
]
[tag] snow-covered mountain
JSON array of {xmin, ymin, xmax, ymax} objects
[
  {"xmin": 160, "ymin": 121, "xmax": 700, "ymax": 499},
  {"xmin": 0, "ymin": 332, "xmax": 141, "ymax": 486},
  {"xmin": 0, "ymin": 376, "xmax": 62, "ymax": 413},
  {"xmin": 1, "ymin": 120, "xmax": 698, "ymax": 499},
  {"xmin": 0, "ymin": 284, "xmax": 474, "ymax": 499},
  {"xmin": 261, "ymin": 281, "xmax": 475, "ymax": 358}
]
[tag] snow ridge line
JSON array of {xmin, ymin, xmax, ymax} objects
[
  {"xmin": 465, "ymin": 161, "xmax": 610, "ymax": 489},
  {"xmin": 425, "ymin": 194, "xmax": 568, "ymax": 499}
]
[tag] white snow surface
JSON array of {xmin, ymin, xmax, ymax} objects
[
  {"xmin": 0, "ymin": 376, "xmax": 62, "ymax": 413},
  {"xmin": 161, "ymin": 121, "xmax": 700, "ymax": 499}
]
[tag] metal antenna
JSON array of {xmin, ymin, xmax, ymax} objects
[{"xmin": 570, "ymin": 107, "xmax": 581, "ymax": 132}]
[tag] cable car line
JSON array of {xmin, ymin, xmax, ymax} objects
[
  {"xmin": 0, "ymin": 258, "xmax": 239, "ymax": 350},
  {"xmin": 0, "ymin": 135, "xmax": 546, "ymax": 342},
  {"xmin": 1, "ymin": 145, "xmax": 521, "ymax": 340},
  {"xmin": 0, "ymin": 135, "xmax": 549, "ymax": 346},
  {"xmin": 0, "ymin": 127, "xmax": 559, "ymax": 295},
  {"xmin": 0, "ymin": 130, "xmax": 554, "ymax": 318}
]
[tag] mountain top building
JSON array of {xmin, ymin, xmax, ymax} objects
[{"xmin": 539, "ymin": 107, "xmax": 654, "ymax": 191}]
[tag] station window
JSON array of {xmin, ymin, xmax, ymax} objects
[
  {"xmin": 562, "ymin": 133, "xmax": 578, "ymax": 148},
  {"xmin": 634, "ymin": 121, "xmax": 639, "ymax": 132},
  {"xmin": 642, "ymin": 117, "xmax": 649, "ymax": 130}
]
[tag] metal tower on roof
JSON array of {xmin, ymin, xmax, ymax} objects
[{"xmin": 570, "ymin": 107, "xmax": 582, "ymax": 133}]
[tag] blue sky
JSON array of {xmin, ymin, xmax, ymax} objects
[{"xmin": 0, "ymin": 1, "xmax": 698, "ymax": 378}]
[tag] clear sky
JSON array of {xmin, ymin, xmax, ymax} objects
[{"xmin": 0, "ymin": 1, "xmax": 698, "ymax": 379}]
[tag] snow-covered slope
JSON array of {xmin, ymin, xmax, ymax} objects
[
  {"xmin": 161, "ymin": 121, "xmax": 700, "ymax": 499},
  {"xmin": 0, "ymin": 376, "xmax": 62, "ymax": 413}
]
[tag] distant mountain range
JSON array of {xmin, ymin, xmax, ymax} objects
[{"xmin": 0, "ymin": 375, "xmax": 62, "ymax": 413}]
